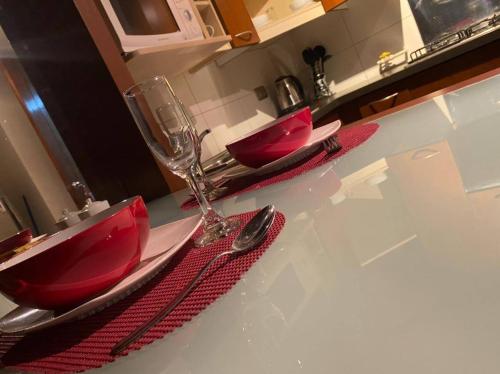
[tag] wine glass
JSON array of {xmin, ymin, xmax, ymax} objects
[
  {"xmin": 124, "ymin": 75, "xmax": 239, "ymax": 247},
  {"xmin": 167, "ymin": 90, "xmax": 227, "ymax": 200}
]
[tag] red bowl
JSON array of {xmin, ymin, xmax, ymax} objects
[
  {"xmin": 0, "ymin": 196, "xmax": 149, "ymax": 310},
  {"xmin": 0, "ymin": 229, "xmax": 32, "ymax": 255},
  {"xmin": 226, "ymin": 107, "xmax": 312, "ymax": 168}
]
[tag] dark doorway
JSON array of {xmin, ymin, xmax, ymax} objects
[{"xmin": 0, "ymin": 0, "xmax": 169, "ymax": 204}]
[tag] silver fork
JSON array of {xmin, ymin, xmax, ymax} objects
[{"xmin": 322, "ymin": 136, "xmax": 342, "ymax": 155}]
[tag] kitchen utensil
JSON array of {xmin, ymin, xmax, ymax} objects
[
  {"xmin": 314, "ymin": 45, "xmax": 327, "ymax": 73},
  {"xmin": 302, "ymin": 47, "xmax": 317, "ymax": 67},
  {"xmin": 111, "ymin": 205, "xmax": 277, "ymax": 356},
  {"xmin": 222, "ymin": 119, "xmax": 341, "ymax": 180},
  {"xmin": 124, "ymin": 75, "xmax": 239, "ymax": 247},
  {"xmin": 226, "ymin": 107, "xmax": 312, "ymax": 168},
  {"xmin": 303, "ymin": 45, "xmax": 333, "ymax": 99},
  {"xmin": 274, "ymin": 75, "xmax": 306, "ymax": 115},
  {"xmin": 322, "ymin": 136, "xmax": 342, "ymax": 155},
  {"xmin": 0, "ymin": 228, "xmax": 32, "ymax": 255},
  {"xmin": 0, "ymin": 196, "xmax": 149, "ymax": 310},
  {"xmin": 314, "ymin": 45, "xmax": 326, "ymax": 60},
  {"xmin": 0, "ymin": 214, "xmax": 202, "ymax": 334}
]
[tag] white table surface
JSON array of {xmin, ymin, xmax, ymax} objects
[{"xmin": 3, "ymin": 72, "xmax": 500, "ymax": 373}]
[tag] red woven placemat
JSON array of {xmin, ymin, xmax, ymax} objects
[
  {"xmin": 182, "ymin": 123, "xmax": 379, "ymax": 210},
  {"xmin": 0, "ymin": 210, "xmax": 286, "ymax": 373}
]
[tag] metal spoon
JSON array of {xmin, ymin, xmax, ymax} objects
[{"xmin": 111, "ymin": 205, "xmax": 277, "ymax": 356}]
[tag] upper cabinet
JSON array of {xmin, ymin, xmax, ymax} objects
[
  {"xmin": 77, "ymin": 0, "xmax": 347, "ymax": 78},
  {"xmin": 214, "ymin": 0, "xmax": 347, "ymax": 46}
]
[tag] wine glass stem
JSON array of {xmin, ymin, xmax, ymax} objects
[
  {"xmin": 185, "ymin": 167, "xmax": 224, "ymax": 229},
  {"xmin": 195, "ymin": 159, "xmax": 217, "ymax": 192}
]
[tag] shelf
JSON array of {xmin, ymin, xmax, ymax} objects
[
  {"xmin": 256, "ymin": 2, "xmax": 326, "ymax": 43},
  {"xmin": 126, "ymin": 35, "xmax": 232, "ymax": 79}
]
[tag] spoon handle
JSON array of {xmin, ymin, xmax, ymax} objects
[{"xmin": 111, "ymin": 249, "xmax": 231, "ymax": 356}]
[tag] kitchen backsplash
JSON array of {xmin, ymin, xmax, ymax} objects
[{"xmin": 166, "ymin": 0, "xmax": 424, "ymax": 161}]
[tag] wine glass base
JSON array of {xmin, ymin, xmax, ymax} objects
[{"xmin": 194, "ymin": 217, "xmax": 241, "ymax": 247}]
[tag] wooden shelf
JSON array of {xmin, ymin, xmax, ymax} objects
[
  {"xmin": 256, "ymin": 2, "xmax": 326, "ymax": 43},
  {"xmin": 125, "ymin": 35, "xmax": 232, "ymax": 80}
]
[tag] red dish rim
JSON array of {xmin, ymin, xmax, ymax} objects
[
  {"xmin": 0, "ymin": 196, "xmax": 144, "ymax": 272},
  {"xmin": 226, "ymin": 106, "xmax": 311, "ymax": 147},
  {"xmin": 0, "ymin": 228, "xmax": 32, "ymax": 254}
]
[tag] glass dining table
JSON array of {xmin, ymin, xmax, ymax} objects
[{"xmin": 6, "ymin": 69, "xmax": 500, "ymax": 373}]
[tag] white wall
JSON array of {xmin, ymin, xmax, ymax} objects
[
  {"xmin": 0, "ymin": 32, "xmax": 77, "ymax": 235},
  {"xmin": 163, "ymin": 0, "xmax": 425, "ymax": 160}
]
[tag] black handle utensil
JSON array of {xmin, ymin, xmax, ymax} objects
[
  {"xmin": 303, "ymin": 45, "xmax": 333, "ymax": 99},
  {"xmin": 302, "ymin": 47, "xmax": 317, "ymax": 67}
]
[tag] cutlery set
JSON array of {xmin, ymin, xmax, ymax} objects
[{"xmin": 302, "ymin": 45, "xmax": 334, "ymax": 99}]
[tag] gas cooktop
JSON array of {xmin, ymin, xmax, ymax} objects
[{"xmin": 409, "ymin": 13, "xmax": 500, "ymax": 64}]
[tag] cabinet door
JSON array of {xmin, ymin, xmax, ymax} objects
[
  {"xmin": 321, "ymin": 0, "xmax": 347, "ymax": 12},
  {"xmin": 213, "ymin": 0, "xmax": 260, "ymax": 47}
]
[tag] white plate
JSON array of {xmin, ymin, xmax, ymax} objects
[
  {"xmin": 222, "ymin": 120, "xmax": 341, "ymax": 180},
  {"xmin": 0, "ymin": 214, "xmax": 202, "ymax": 334}
]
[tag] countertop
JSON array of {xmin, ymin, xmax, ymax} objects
[
  {"xmin": 67, "ymin": 70, "xmax": 500, "ymax": 373},
  {"xmin": 311, "ymin": 26, "xmax": 500, "ymax": 122}
]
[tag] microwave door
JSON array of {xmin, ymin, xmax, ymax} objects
[{"xmin": 102, "ymin": 0, "xmax": 196, "ymax": 52}]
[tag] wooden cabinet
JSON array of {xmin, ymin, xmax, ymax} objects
[
  {"xmin": 321, "ymin": 0, "xmax": 348, "ymax": 12},
  {"xmin": 231, "ymin": 0, "xmax": 348, "ymax": 44},
  {"xmin": 213, "ymin": 0, "xmax": 260, "ymax": 47},
  {"xmin": 213, "ymin": 0, "xmax": 348, "ymax": 47}
]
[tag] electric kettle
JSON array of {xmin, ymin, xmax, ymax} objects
[{"xmin": 274, "ymin": 75, "xmax": 306, "ymax": 116}]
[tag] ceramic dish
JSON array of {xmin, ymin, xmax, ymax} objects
[
  {"xmin": 0, "ymin": 197, "xmax": 150, "ymax": 310},
  {"xmin": 221, "ymin": 119, "xmax": 341, "ymax": 180},
  {"xmin": 226, "ymin": 107, "xmax": 312, "ymax": 168},
  {"xmin": 0, "ymin": 214, "xmax": 202, "ymax": 334}
]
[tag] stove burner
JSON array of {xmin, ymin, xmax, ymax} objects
[{"xmin": 409, "ymin": 13, "xmax": 499, "ymax": 64}]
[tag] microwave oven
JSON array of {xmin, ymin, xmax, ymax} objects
[{"xmin": 100, "ymin": 0, "xmax": 204, "ymax": 52}]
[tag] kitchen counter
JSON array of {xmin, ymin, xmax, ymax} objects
[
  {"xmin": 3, "ymin": 70, "xmax": 500, "ymax": 373},
  {"xmin": 75, "ymin": 70, "xmax": 500, "ymax": 373},
  {"xmin": 311, "ymin": 26, "xmax": 500, "ymax": 122}
]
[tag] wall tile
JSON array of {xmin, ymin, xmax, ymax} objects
[
  {"xmin": 222, "ymin": 47, "xmax": 278, "ymax": 94},
  {"xmin": 192, "ymin": 115, "xmax": 220, "ymax": 161},
  {"xmin": 354, "ymin": 20, "xmax": 406, "ymax": 70},
  {"xmin": 401, "ymin": 14, "xmax": 425, "ymax": 51},
  {"xmin": 201, "ymin": 98, "xmax": 254, "ymax": 152},
  {"xmin": 291, "ymin": 11, "xmax": 353, "ymax": 57},
  {"xmin": 399, "ymin": 0, "xmax": 413, "ymax": 18},
  {"xmin": 264, "ymin": 34, "xmax": 304, "ymax": 77},
  {"xmin": 325, "ymin": 46, "xmax": 366, "ymax": 85},
  {"xmin": 168, "ymin": 74, "xmax": 201, "ymax": 116},
  {"xmin": 185, "ymin": 63, "xmax": 247, "ymax": 113},
  {"xmin": 341, "ymin": 0, "xmax": 406, "ymax": 43},
  {"xmin": 239, "ymin": 94, "xmax": 277, "ymax": 131}
]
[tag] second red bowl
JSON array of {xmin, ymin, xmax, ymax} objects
[{"xmin": 226, "ymin": 107, "xmax": 312, "ymax": 168}]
